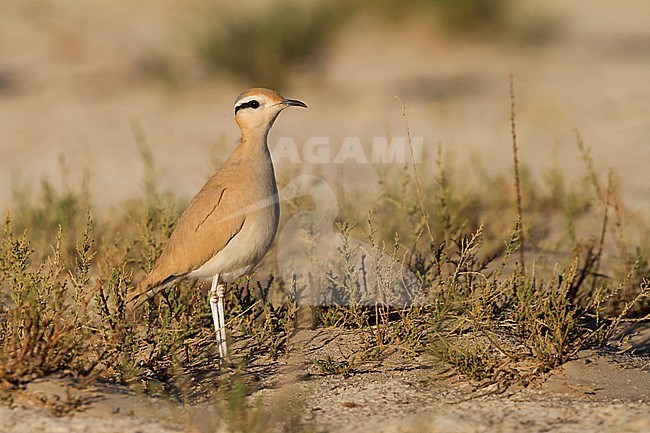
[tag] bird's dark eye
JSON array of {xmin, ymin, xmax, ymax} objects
[{"xmin": 235, "ymin": 99, "xmax": 261, "ymax": 114}]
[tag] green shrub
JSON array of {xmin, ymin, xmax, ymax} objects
[{"xmin": 196, "ymin": 1, "xmax": 345, "ymax": 87}]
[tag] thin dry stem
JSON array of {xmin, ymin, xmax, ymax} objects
[
  {"xmin": 394, "ymin": 95, "xmax": 434, "ymax": 245},
  {"xmin": 509, "ymin": 74, "xmax": 525, "ymax": 273}
]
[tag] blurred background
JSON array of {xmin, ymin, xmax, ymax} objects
[{"xmin": 1, "ymin": 0, "xmax": 648, "ymax": 227}]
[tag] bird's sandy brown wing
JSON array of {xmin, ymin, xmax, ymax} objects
[{"xmin": 127, "ymin": 178, "xmax": 245, "ymax": 304}]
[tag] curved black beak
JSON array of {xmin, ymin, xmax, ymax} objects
[{"xmin": 282, "ymin": 98, "xmax": 308, "ymax": 109}]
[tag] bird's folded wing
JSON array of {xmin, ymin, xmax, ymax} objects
[
  {"xmin": 165, "ymin": 184, "xmax": 246, "ymax": 272},
  {"xmin": 130, "ymin": 182, "xmax": 246, "ymax": 301}
]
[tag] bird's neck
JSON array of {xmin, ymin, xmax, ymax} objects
[
  {"xmin": 238, "ymin": 119, "xmax": 277, "ymax": 158},
  {"xmin": 239, "ymin": 129, "xmax": 270, "ymax": 156}
]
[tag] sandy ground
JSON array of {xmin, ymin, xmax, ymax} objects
[
  {"xmin": 1, "ymin": 0, "xmax": 649, "ymax": 432},
  {"xmin": 1, "ymin": 326, "xmax": 649, "ymax": 433}
]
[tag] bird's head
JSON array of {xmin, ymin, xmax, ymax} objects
[{"xmin": 234, "ymin": 88, "xmax": 307, "ymax": 134}]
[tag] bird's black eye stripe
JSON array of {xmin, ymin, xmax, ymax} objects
[{"xmin": 235, "ymin": 100, "xmax": 261, "ymax": 114}]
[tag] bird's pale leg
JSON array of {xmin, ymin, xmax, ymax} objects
[
  {"xmin": 209, "ymin": 275, "xmax": 226, "ymax": 360},
  {"xmin": 216, "ymin": 283, "xmax": 228, "ymax": 358}
]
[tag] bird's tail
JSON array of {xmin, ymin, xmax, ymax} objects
[{"xmin": 127, "ymin": 274, "xmax": 180, "ymax": 308}]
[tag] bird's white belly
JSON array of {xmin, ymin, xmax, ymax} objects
[{"xmin": 188, "ymin": 206, "xmax": 279, "ymax": 282}]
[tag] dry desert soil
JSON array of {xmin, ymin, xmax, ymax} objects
[{"xmin": 1, "ymin": 326, "xmax": 649, "ymax": 433}]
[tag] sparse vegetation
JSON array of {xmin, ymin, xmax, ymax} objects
[
  {"xmin": 361, "ymin": 0, "xmax": 512, "ymax": 32},
  {"xmin": 1, "ymin": 98, "xmax": 648, "ymax": 431},
  {"xmin": 196, "ymin": 0, "xmax": 345, "ymax": 87},
  {"xmin": 193, "ymin": 0, "xmax": 524, "ymax": 87}
]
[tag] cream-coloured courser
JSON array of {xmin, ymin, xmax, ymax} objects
[{"xmin": 127, "ymin": 88, "xmax": 307, "ymax": 360}]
